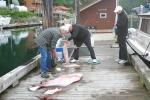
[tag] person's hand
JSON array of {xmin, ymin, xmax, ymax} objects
[
  {"xmin": 74, "ymin": 45, "xmax": 77, "ymax": 49},
  {"xmin": 113, "ymin": 27, "xmax": 117, "ymax": 30},
  {"xmin": 52, "ymin": 49, "xmax": 58, "ymax": 58},
  {"xmin": 65, "ymin": 40, "xmax": 69, "ymax": 44},
  {"xmin": 65, "ymin": 40, "xmax": 70, "ymax": 45},
  {"xmin": 54, "ymin": 52, "xmax": 58, "ymax": 58}
]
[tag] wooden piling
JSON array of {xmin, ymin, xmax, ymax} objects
[{"xmin": 42, "ymin": 0, "xmax": 53, "ymax": 29}]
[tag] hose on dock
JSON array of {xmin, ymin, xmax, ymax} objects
[{"xmin": 77, "ymin": 47, "xmax": 101, "ymax": 64}]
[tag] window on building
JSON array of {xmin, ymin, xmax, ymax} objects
[{"xmin": 100, "ymin": 13, "xmax": 107, "ymax": 18}]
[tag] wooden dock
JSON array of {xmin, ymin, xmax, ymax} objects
[
  {"xmin": 0, "ymin": 23, "xmax": 42, "ymax": 30},
  {"xmin": 0, "ymin": 33, "xmax": 150, "ymax": 100}
]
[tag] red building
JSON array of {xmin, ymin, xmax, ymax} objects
[
  {"xmin": 22, "ymin": 0, "xmax": 42, "ymax": 12},
  {"xmin": 80, "ymin": 0, "xmax": 117, "ymax": 30},
  {"xmin": 54, "ymin": 6, "xmax": 69, "ymax": 13}
]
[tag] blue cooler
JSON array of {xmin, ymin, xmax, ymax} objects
[{"xmin": 56, "ymin": 47, "xmax": 64, "ymax": 61}]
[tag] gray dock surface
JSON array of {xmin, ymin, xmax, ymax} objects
[{"xmin": 0, "ymin": 33, "xmax": 150, "ymax": 100}]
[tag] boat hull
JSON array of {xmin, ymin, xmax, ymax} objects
[
  {"xmin": 127, "ymin": 29, "xmax": 150, "ymax": 66},
  {"xmin": 0, "ymin": 17, "xmax": 11, "ymax": 25}
]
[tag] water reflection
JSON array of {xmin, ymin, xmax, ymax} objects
[
  {"xmin": 0, "ymin": 30, "xmax": 11, "ymax": 46},
  {"xmin": 0, "ymin": 27, "xmax": 41, "ymax": 77},
  {"xmin": 13, "ymin": 31, "xmax": 29, "ymax": 45}
]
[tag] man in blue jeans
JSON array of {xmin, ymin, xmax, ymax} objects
[{"xmin": 34, "ymin": 26, "xmax": 68, "ymax": 78}]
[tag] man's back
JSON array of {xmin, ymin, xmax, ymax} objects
[{"xmin": 71, "ymin": 24, "xmax": 89, "ymax": 39}]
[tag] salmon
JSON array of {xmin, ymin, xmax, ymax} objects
[
  {"xmin": 44, "ymin": 88, "xmax": 62, "ymax": 94},
  {"xmin": 29, "ymin": 73, "xmax": 83, "ymax": 91},
  {"xmin": 63, "ymin": 43, "xmax": 69, "ymax": 63},
  {"xmin": 63, "ymin": 63, "xmax": 80, "ymax": 68},
  {"xmin": 62, "ymin": 43, "xmax": 78, "ymax": 67}
]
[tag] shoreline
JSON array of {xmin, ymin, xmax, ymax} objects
[{"xmin": 0, "ymin": 23, "xmax": 42, "ymax": 30}]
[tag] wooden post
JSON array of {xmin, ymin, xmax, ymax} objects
[
  {"xmin": 49, "ymin": 0, "xmax": 53, "ymax": 27},
  {"xmin": 8, "ymin": 0, "xmax": 10, "ymax": 9},
  {"xmin": 41, "ymin": 0, "xmax": 55, "ymax": 66},
  {"xmin": 42, "ymin": 0, "xmax": 53, "ymax": 29},
  {"xmin": 75, "ymin": 0, "xmax": 80, "ymax": 24}
]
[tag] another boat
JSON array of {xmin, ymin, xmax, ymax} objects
[
  {"xmin": 127, "ymin": 11, "xmax": 150, "ymax": 66},
  {"xmin": 0, "ymin": 16, "xmax": 11, "ymax": 26},
  {"xmin": 0, "ymin": 30, "xmax": 12, "ymax": 46}
]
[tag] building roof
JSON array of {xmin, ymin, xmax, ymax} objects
[
  {"xmin": 54, "ymin": 6, "xmax": 69, "ymax": 11},
  {"xmin": 80, "ymin": 0, "xmax": 102, "ymax": 12}
]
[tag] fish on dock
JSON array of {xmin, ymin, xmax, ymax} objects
[
  {"xmin": 56, "ymin": 42, "xmax": 81, "ymax": 68},
  {"xmin": 62, "ymin": 63, "xmax": 81, "ymax": 68},
  {"xmin": 29, "ymin": 73, "xmax": 83, "ymax": 91},
  {"xmin": 44, "ymin": 88, "xmax": 62, "ymax": 94}
]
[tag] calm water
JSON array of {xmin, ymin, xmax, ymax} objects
[{"xmin": 0, "ymin": 27, "xmax": 41, "ymax": 77}]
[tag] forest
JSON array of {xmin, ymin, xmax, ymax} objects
[{"xmin": 119, "ymin": 0, "xmax": 149, "ymax": 14}]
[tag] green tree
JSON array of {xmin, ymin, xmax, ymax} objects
[
  {"xmin": 54, "ymin": 0, "xmax": 74, "ymax": 7},
  {"xmin": 80, "ymin": 0, "xmax": 93, "ymax": 5},
  {"xmin": 53, "ymin": 0, "xmax": 94, "ymax": 13},
  {"xmin": 119, "ymin": 0, "xmax": 150, "ymax": 14}
]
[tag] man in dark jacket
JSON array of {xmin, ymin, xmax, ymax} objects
[
  {"xmin": 34, "ymin": 26, "xmax": 68, "ymax": 78},
  {"xmin": 65, "ymin": 24, "xmax": 97, "ymax": 63},
  {"xmin": 114, "ymin": 6, "xmax": 128, "ymax": 64}
]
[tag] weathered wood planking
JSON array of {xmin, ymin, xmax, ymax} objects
[
  {"xmin": 0, "ymin": 55, "xmax": 40, "ymax": 93},
  {"xmin": 0, "ymin": 33, "xmax": 150, "ymax": 100},
  {"xmin": 89, "ymin": 29, "xmax": 113, "ymax": 33}
]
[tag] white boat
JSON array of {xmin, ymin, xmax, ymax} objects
[
  {"xmin": 127, "ymin": 12, "xmax": 150, "ymax": 66},
  {"xmin": 0, "ymin": 16, "xmax": 11, "ymax": 26}
]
